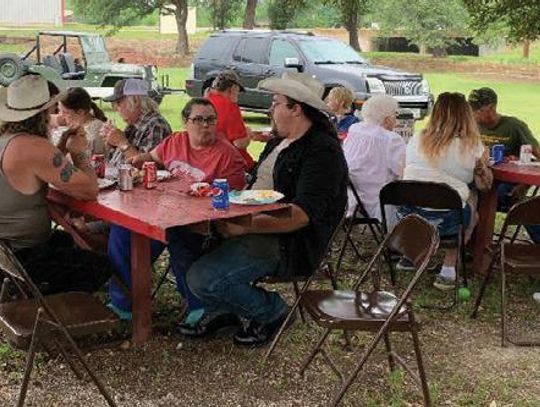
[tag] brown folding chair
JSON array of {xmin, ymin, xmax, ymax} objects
[
  {"xmin": 298, "ymin": 214, "xmax": 439, "ymax": 406},
  {"xmin": 0, "ymin": 241, "xmax": 119, "ymax": 406},
  {"xmin": 471, "ymin": 196, "xmax": 540, "ymax": 346},
  {"xmin": 263, "ymin": 215, "xmax": 345, "ymax": 362},
  {"xmin": 336, "ymin": 179, "xmax": 385, "ymax": 270},
  {"xmin": 380, "ymin": 180, "xmax": 467, "ymax": 309}
]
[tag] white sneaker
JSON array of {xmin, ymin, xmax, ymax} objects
[{"xmin": 533, "ymin": 292, "xmax": 540, "ymax": 304}]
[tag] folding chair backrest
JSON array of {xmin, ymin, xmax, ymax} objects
[
  {"xmin": 348, "ymin": 178, "xmax": 371, "ymax": 219},
  {"xmin": 504, "ymin": 196, "xmax": 540, "ymax": 228},
  {"xmin": 0, "ymin": 241, "xmax": 46, "ymax": 300},
  {"xmin": 386, "ymin": 214, "xmax": 440, "ymax": 270}
]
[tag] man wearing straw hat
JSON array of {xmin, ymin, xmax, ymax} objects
[
  {"xmin": 180, "ymin": 73, "xmax": 348, "ymax": 347},
  {"xmin": 0, "ymin": 75, "xmax": 112, "ymax": 294}
]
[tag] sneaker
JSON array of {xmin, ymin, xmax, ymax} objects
[
  {"xmin": 233, "ymin": 308, "xmax": 295, "ymax": 348},
  {"xmin": 433, "ymin": 275, "xmax": 456, "ymax": 291},
  {"xmin": 176, "ymin": 312, "xmax": 240, "ymax": 339},
  {"xmin": 533, "ymin": 293, "xmax": 540, "ymax": 304},
  {"xmin": 396, "ymin": 257, "xmax": 439, "ymax": 272},
  {"xmin": 182, "ymin": 308, "xmax": 205, "ymax": 327},
  {"xmin": 107, "ymin": 302, "xmax": 132, "ymax": 321}
]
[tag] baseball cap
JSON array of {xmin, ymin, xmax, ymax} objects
[
  {"xmin": 211, "ymin": 70, "xmax": 245, "ymax": 92},
  {"xmin": 468, "ymin": 87, "xmax": 498, "ymax": 110},
  {"xmin": 103, "ymin": 78, "xmax": 149, "ymax": 102}
]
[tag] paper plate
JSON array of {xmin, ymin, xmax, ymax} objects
[{"xmin": 229, "ymin": 190, "xmax": 284, "ymax": 205}]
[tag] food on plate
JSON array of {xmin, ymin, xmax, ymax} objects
[{"xmin": 189, "ymin": 182, "xmax": 213, "ymax": 197}]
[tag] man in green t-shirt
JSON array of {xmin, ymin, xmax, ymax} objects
[
  {"xmin": 468, "ymin": 87, "xmax": 540, "ymax": 158},
  {"xmin": 469, "ymin": 87, "xmax": 540, "ymax": 301}
]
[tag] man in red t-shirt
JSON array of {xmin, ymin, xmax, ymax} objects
[
  {"xmin": 108, "ymin": 97, "xmax": 246, "ymax": 327},
  {"xmin": 206, "ymin": 70, "xmax": 256, "ymax": 170}
]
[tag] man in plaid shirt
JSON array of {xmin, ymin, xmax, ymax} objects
[{"xmin": 101, "ymin": 79, "xmax": 171, "ymax": 166}]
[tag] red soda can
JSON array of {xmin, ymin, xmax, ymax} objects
[
  {"xmin": 142, "ymin": 161, "xmax": 157, "ymax": 189},
  {"xmin": 91, "ymin": 154, "xmax": 105, "ymax": 178}
]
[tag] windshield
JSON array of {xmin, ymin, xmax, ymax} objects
[
  {"xmin": 298, "ymin": 38, "xmax": 367, "ymax": 64},
  {"xmin": 80, "ymin": 35, "xmax": 110, "ymax": 64}
]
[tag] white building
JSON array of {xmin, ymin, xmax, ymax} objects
[{"xmin": 0, "ymin": 0, "xmax": 64, "ymax": 25}]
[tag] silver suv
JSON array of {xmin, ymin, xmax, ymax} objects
[{"xmin": 186, "ymin": 30, "xmax": 433, "ymax": 119}]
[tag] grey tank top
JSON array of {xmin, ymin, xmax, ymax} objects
[{"xmin": 0, "ymin": 133, "xmax": 51, "ymax": 250}]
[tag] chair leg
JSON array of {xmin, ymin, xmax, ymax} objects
[
  {"xmin": 151, "ymin": 265, "xmax": 172, "ymax": 300},
  {"xmin": 18, "ymin": 310, "xmax": 43, "ymax": 407},
  {"xmin": 293, "ymin": 281, "xmax": 306, "ymax": 323},
  {"xmin": 60, "ymin": 328, "xmax": 117, "ymax": 406},
  {"xmin": 52, "ymin": 336, "xmax": 84, "ymax": 380},
  {"xmin": 470, "ymin": 260, "xmax": 496, "ymax": 318},
  {"xmin": 336, "ymin": 222, "xmax": 352, "ymax": 271},
  {"xmin": 383, "ymin": 333, "xmax": 396, "ymax": 372},
  {"xmin": 409, "ymin": 315, "xmax": 432, "ymax": 407},
  {"xmin": 501, "ymin": 264, "xmax": 508, "ymax": 348},
  {"xmin": 299, "ymin": 328, "xmax": 332, "ymax": 376}
]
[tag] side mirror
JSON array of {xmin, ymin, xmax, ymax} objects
[{"xmin": 284, "ymin": 57, "xmax": 303, "ymax": 72}]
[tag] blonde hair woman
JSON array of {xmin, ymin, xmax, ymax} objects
[
  {"xmin": 325, "ymin": 86, "xmax": 359, "ymax": 135},
  {"xmin": 400, "ymin": 92, "xmax": 492, "ymax": 289}
]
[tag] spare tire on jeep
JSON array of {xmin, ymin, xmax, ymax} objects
[{"xmin": 0, "ymin": 54, "xmax": 24, "ymax": 86}]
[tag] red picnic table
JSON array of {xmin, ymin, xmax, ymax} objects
[
  {"xmin": 47, "ymin": 179, "xmax": 289, "ymax": 345},
  {"xmin": 472, "ymin": 162, "xmax": 540, "ymax": 273}
]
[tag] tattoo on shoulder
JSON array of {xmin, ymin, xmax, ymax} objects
[
  {"xmin": 52, "ymin": 152, "xmax": 63, "ymax": 168},
  {"xmin": 60, "ymin": 162, "xmax": 79, "ymax": 183}
]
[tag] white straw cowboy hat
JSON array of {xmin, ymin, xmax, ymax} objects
[
  {"xmin": 258, "ymin": 72, "xmax": 329, "ymax": 112},
  {"xmin": 0, "ymin": 75, "xmax": 56, "ymax": 122}
]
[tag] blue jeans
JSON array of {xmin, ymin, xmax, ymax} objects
[
  {"xmin": 108, "ymin": 224, "xmax": 205, "ymax": 312},
  {"xmin": 497, "ymin": 182, "xmax": 540, "ymax": 243},
  {"xmin": 398, "ymin": 204, "xmax": 472, "ymax": 238},
  {"xmin": 187, "ymin": 235, "xmax": 287, "ymax": 324}
]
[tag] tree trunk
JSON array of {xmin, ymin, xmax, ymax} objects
[
  {"xmin": 243, "ymin": 0, "xmax": 257, "ymax": 29},
  {"xmin": 174, "ymin": 0, "xmax": 189, "ymax": 55},
  {"xmin": 344, "ymin": 2, "xmax": 360, "ymax": 51},
  {"xmin": 523, "ymin": 40, "xmax": 530, "ymax": 59}
]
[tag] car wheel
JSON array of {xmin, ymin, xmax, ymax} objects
[{"xmin": 0, "ymin": 54, "xmax": 24, "ymax": 86}]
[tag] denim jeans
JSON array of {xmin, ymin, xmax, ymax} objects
[
  {"xmin": 187, "ymin": 234, "xmax": 287, "ymax": 324},
  {"xmin": 108, "ymin": 225, "xmax": 205, "ymax": 312}
]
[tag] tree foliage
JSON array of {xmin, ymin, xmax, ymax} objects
[
  {"xmin": 371, "ymin": 0, "xmax": 470, "ymax": 54},
  {"xmin": 464, "ymin": 0, "xmax": 540, "ymax": 44},
  {"xmin": 324, "ymin": 0, "xmax": 370, "ymax": 50},
  {"xmin": 194, "ymin": 0, "xmax": 244, "ymax": 30},
  {"xmin": 268, "ymin": 0, "xmax": 307, "ymax": 30},
  {"xmin": 72, "ymin": 0, "xmax": 190, "ymax": 54}
]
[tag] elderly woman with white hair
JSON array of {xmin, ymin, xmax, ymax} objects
[{"xmin": 343, "ymin": 94, "xmax": 406, "ymax": 220}]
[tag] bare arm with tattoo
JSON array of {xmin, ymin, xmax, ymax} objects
[{"xmin": 2, "ymin": 133, "xmax": 98, "ymax": 201}]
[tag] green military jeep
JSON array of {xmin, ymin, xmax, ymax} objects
[{"xmin": 0, "ymin": 31, "xmax": 173, "ymax": 101}]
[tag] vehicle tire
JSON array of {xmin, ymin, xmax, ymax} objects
[{"xmin": 0, "ymin": 54, "xmax": 23, "ymax": 86}]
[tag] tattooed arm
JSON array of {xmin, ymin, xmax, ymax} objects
[{"xmin": 2, "ymin": 134, "xmax": 98, "ymax": 200}]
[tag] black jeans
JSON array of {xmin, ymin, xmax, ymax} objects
[{"xmin": 12, "ymin": 231, "xmax": 113, "ymax": 294}]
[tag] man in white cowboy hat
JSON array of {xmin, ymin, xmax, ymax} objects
[
  {"xmin": 0, "ymin": 75, "xmax": 113, "ymax": 293},
  {"xmin": 179, "ymin": 73, "xmax": 348, "ymax": 347}
]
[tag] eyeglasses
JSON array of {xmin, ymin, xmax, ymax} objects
[{"xmin": 187, "ymin": 115, "xmax": 217, "ymax": 126}]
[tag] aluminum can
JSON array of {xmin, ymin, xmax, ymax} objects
[
  {"xmin": 491, "ymin": 144, "xmax": 505, "ymax": 164},
  {"xmin": 212, "ymin": 178, "xmax": 229, "ymax": 211},
  {"xmin": 520, "ymin": 144, "xmax": 533, "ymax": 164},
  {"xmin": 91, "ymin": 154, "xmax": 105, "ymax": 178},
  {"xmin": 142, "ymin": 161, "xmax": 157, "ymax": 189},
  {"xmin": 118, "ymin": 164, "xmax": 133, "ymax": 191}
]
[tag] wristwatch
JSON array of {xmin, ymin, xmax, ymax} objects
[{"xmin": 119, "ymin": 143, "xmax": 130, "ymax": 153}]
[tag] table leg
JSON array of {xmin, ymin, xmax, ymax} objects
[
  {"xmin": 130, "ymin": 232, "xmax": 152, "ymax": 344},
  {"xmin": 472, "ymin": 186, "xmax": 498, "ymax": 274}
]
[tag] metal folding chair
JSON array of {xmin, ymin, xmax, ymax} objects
[
  {"xmin": 263, "ymin": 214, "xmax": 345, "ymax": 362},
  {"xmin": 336, "ymin": 179, "xmax": 385, "ymax": 270},
  {"xmin": 380, "ymin": 180, "xmax": 467, "ymax": 309},
  {"xmin": 0, "ymin": 241, "xmax": 119, "ymax": 406},
  {"xmin": 298, "ymin": 215, "xmax": 439, "ymax": 406},
  {"xmin": 471, "ymin": 196, "xmax": 540, "ymax": 346}
]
